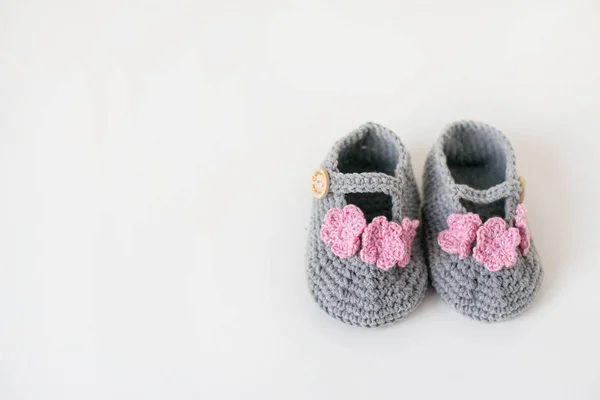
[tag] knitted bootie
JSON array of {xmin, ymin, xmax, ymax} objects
[
  {"xmin": 306, "ymin": 122, "xmax": 428, "ymax": 327},
  {"xmin": 422, "ymin": 121, "xmax": 543, "ymax": 322}
]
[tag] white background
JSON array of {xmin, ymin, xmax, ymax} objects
[{"xmin": 1, "ymin": 1, "xmax": 600, "ymax": 399}]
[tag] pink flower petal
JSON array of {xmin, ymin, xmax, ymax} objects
[
  {"xmin": 359, "ymin": 216, "xmax": 385, "ymax": 265},
  {"xmin": 320, "ymin": 205, "xmax": 367, "ymax": 259},
  {"xmin": 320, "ymin": 208, "xmax": 343, "ymax": 245},
  {"xmin": 379, "ymin": 221, "xmax": 405, "ymax": 269},
  {"xmin": 437, "ymin": 213, "xmax": 482, "ymax": 259},
  {"xmin": 359, "ymin": 216, "xmax": 419, "ymax": 270},
  {"xmin": 341, "ymin": 205, "xmax": 369, "ymax": 237},
  {"xmin": 514, "ymin": 204, "xmax": 531, "ymax": 255},
  {"xmin": 331, "ymin": 238, "xmax": 361, "ymax": 259},
  {"xmin": 473, "ymin": 217, "xmax": 521, "ymax": 272},
  {"xmin": 398, "ymin": 218, "xmax": 419, "ymax": 267}
]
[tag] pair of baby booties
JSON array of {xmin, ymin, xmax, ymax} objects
[{"xmin": 307, "ymin": 121, "xmax": 543, "ymax": 327}]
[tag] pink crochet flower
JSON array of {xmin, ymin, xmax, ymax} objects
[
  {"xmin": 514, "ymin": 204, "xmax": 530, "ymax": 255},
  {"xmin": 320, "ymin": 205, "xmax": 367, "ymax": 258},
  {"xmin": 359, "ymin": 216, "xmax": 419, "ymax": 270},
  {"xmin": 438, "ymin": 213, "xmax": 482, "ymax": 259},
  {"xmin": 473, "ymin": 217, "xmax": 521, "ymax": 272}
]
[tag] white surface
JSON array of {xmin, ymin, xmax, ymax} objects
[{"xmin": 1, "ymin": 1, "xmax": 600, "ymax": 399}]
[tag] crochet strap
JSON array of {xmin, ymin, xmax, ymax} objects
[
  {"xmin": 454, "ymin": 179, "xmax": 521, "ymax": 204},
  {"xmin": 328, "ymin": 171, "xmax": 403, "ymax": 196}
]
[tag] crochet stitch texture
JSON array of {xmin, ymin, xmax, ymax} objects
[
  {"xmin": 422, "ymin": 121, "xmax": 543, "ymax": 322},
  {"xmin": 320, "ymin": 205, "xmax": 367, "ymax": 259},
  {"xmin": 359, "ymin": 216, "xmax": 419, "ymax": 269},
  {"xmin": 307, "ymin": 123, "xmax": 427, "ymax": 327}
]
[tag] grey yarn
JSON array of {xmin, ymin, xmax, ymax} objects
[
  {"xmin": 422, "ymin": 121, "xmax": 543, "ymax": 322},
  {"xmin": 306, "ymin": 122, "xmax": 428, "ymax": 327}
]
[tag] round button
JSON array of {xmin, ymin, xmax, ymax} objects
[
  {"xmin": 519, "ymin": 176, "xmax": 526, "ymax": 203},
  {"xmin": 310, "ymin": 168, "xmax": 329, "ymax": 199}
]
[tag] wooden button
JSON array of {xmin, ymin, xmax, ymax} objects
[
  {"xmin": 310, "ymin": 168, "xmax": 329, "ymax": 199},
  {"xmin": 519, "ymin": 176, "xmax": 526, "ymax": 203}
]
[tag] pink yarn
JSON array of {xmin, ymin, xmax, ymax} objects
[
  {"xmin": 360, "ymin": 216, "xmax": 419, "ymax": 270},
  {"xmin": 399, "ymin": 218, "xmax": 420, "ymax": 267},
  {"xmin": 437, "ymin": 213, "xmax": 482, "ymax": 259},
  {"xmin": 320, "ymin": 205, "xmax": 367, "ymax": 258},
  {"xmin": 514, "ymin": 204, "xmax": 531, "ymax": 255},
  {"xmin": 473, "ymin": 217, "xmax": 521, "ymax": 272}
]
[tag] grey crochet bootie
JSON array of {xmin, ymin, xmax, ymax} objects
[
  {"xmin": 422, "ymin": 121, "xmax": 543, "ymax": 322},
  {"xmin": 306, "ymin": 122, "xmax": 428, "ymax": 327}
]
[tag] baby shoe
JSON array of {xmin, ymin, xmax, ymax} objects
[
  {"xmin": 306, "ymin": 122, "xmax": 428, "ymax": 327},
  {"xmin": 422, "ymin": 121, "xmax": 543, "ymax": 322}
]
